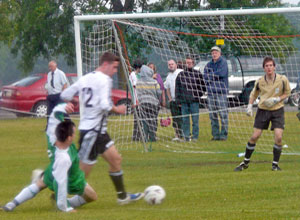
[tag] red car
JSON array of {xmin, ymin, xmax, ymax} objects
[{"xmin": 0, "ymin": 73, "xmax": 131, "ymax": 117}]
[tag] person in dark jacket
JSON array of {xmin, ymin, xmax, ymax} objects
[
  {"xmin": 175, "ymin": 57, "xmax": 206, "ymax": 141},
  {"xmin": 204, "ymin": 46, "xmax": 229, "ymax": 141}
]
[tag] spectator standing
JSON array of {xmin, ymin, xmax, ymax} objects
[
  {"xmin": 130, "ymin": 60, "xmax": 143, "ymax": 141},
  {"xmin": 175, "ymin": 57, "xmax": 206, "ymax": 141},
  {"xmin": 204, "ymin": 46, "xmax": 229, "ymax": 141},
  {"xmin": 136, "ymin": 65, "xmax": 162, "ymax": 142},
  {"xmin": 234, "ymin": 57, "xmax": 291, "ymax": 171},
  {"xmin": 164, "ymin": 59, "xmax": 184, "ymax": 141},
  {"xmin": 46, "ymin": 61, "xmax": 69, "ymax": 122},
  {"xmin": 148, "ymin": 62, "xmax": 166, "ymax": 107}
]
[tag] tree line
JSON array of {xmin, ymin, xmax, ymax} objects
[{"xmin": 0, "ymin": 0, "xmax": 298, "ymax": 83}]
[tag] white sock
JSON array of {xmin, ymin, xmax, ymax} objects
[
  {"xmin": 67, "ymin": 195, "xmax": 86, "ymax": 208},
  {"xmin": 14, "ymin": 183, "xmax": 40, "ymax": 206}
]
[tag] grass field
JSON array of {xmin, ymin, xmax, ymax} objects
[{"xmin": 1, "ymin": 118, "xmax": 300, "ymax": 219}]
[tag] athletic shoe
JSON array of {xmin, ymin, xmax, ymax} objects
[
  {"xmin": 272, "ymin": 164, "xmax": 281, "ymax": 171},
  {"xmin": 210, "ymin": 137, "xmax": 220, "ymax": 141},
  {"xmin": 172, "ymin": 137, "xmax": 180, "ymax": 141},
  {"xmin": 117, "ymin": 193, "xmax": 144, "ymax": 205},
  {"xmin": 184, "ymin": 137, "xmax": 191, "ymax": 142},
  {"xmin": 1, "ymin": 202, "xmax": 16, "ymax": 212},
  {"xmin": 234, "ymin": 162, "xmax": 249, "ymax": 171}
]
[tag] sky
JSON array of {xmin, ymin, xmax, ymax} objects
[{"xmin": 282, "ymin": 0, "xmax": 299, "ymax": 4}]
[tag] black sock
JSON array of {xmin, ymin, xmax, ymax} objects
[
  {"xmin": 109, "ymin": 170, "xmax": 127, "ymax": 199},
  {"xmin": 244, "ymin": 142, "xmax": 255, "ymax": 164},
  {"xmin": 273, "ymin": 144, "xmax": 282, "ymax": 165}
]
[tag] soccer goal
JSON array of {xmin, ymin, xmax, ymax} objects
[{"xmin": 74, "ymin": 7, "xmax": 300, "ymax": 155}]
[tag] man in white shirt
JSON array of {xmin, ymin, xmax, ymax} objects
[
  {"xmin": 46, "ymin": 61, "xmax": 69, "ymax": 123},
  {"xmin": 60, "ymin": 52, "xmax": 143, "ymax": 205},
  {"xmin": 164, "ymin": 59, "xmax": 183, "ymax": 141},
  {"xmin": 129, "ymin": 59, "xmax": 143, "ymax": 141}
]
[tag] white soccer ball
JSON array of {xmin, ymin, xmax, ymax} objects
[
  {"xmin": 31, "ymin": 169, "xmax": 44, "ymax": 184},
  {"xmin": 144, "ymin": 185, "xmax": 166, "ymax": 205}
]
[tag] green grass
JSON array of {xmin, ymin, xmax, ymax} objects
[{"xmin": 1, "ymin": 118, "xmax": 300, "ymax": 219}]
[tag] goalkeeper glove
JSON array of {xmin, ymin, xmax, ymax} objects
[
  {"xmin": 246, "ymin": 104, "xmax": 253, "ymax": 117},
  {"xmin": 263, "ymin": 97, "xmax": 280, "ymax": 108}
]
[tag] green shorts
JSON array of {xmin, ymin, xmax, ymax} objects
[{"xmin": 43, "ymin": 164, "xmax": 86, "ymax": 195}]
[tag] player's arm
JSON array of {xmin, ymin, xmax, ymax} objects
[
  {"xmin": 60, "ymin": 81, "xmax": 80, "ymax": 102},
  {"xmin": 52, "ymin": 154, "xmax": 73, "ymax": 212},
  {"xmin": 268, "ymin": 76, "xmax": 291, "ymax": 102},
  {"xmin": 246, "ymin": 80, "xmax": 260, "ymax": 116},
  {"xmin": 272, "ymin": 76, "xmax": 291, "ymax": 103},
  {"xmin": 62, "ymin": 83, "xmax": 68, "ymax": 91},
  {"xmin": 111, "ymin": 104, "xmax": 126, "ymax": 114},
  {"xmin": 52, "ymin": 103, "xmax": 73, "ymax": 122}
]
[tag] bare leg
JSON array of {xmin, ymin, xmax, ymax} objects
[{"xmin": 80, "ymin": 162, "xmax": 94, "ymax": 178}]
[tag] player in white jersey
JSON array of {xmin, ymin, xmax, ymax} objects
[
  {"xmin": 1, "ymin": 121, "xmax": 97, "ymax": 212},
  {"xmin": 60, "ymin": 52, "xmax": 143, "ymax": 205}
]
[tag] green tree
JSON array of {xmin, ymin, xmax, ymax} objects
[
  {"xmin": 145, "ymin": 0, "xmax": 297, "ymax": 59},
  {"xmin": 0, "ymin": 0, "xmax": 147, "ymax": 74}
]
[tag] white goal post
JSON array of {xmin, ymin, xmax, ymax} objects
[
  {"xmin": 74, "ymin": 7, "xmax": 300, "ymax": 155},
  {"xmin": 74, "ymin": 7, "xmax": 300, "ymax": 78}
]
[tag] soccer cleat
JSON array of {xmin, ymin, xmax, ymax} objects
[
  {"xmin": 117, "ymin": 193, "xmax": 144, "ymax": 205},
  {"xmin": 234, "ymin": 162, "xmax": 249, "ymax": 171},
  {"xmin": 1, "ymin": 202, "xmax": 16, "ymax": 212},
  {"xmin": 272, "ymin": 164, "xmax": 281, "ymax": 171},
  {"xmin": 219, "ymin": 137, "xmax": 227, "ymax": 141},
  {"xmin": 172, "ymin": 137, "xmax": 180, "ymax": 141}
]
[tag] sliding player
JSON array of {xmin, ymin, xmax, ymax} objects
[{"xmin": 1, "ymin": 121, "xmax": 97, "ymax": 212}]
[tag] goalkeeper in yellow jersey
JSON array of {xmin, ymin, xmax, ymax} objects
[{"xmin": 234, "ymin": 56, "xmax": 291, "ymax": 171}]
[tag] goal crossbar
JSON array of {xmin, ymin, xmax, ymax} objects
[
  {"xmin": 74, "ymin": 7, "xmax": 300, "ymax": 79},
  {"xmin": 74, "ymin": 7, "xmax": 300, "ymax": 21}
]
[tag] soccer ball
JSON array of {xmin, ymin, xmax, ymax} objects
[
  {"xmin": 144, "ymin": 185, "xmax": 166, "ymax": 205},
  {"xmin": 31, "ymin": 169, "xmax": 44, "ymax": 184}
]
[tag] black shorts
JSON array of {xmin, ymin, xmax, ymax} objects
[
  {"xmin": 254, "ymin": 107, "xmax": 284, "ymax": 130},
  {"xmin": 78, "ymin": 130, "xmax": 114, "ymax": 165}
]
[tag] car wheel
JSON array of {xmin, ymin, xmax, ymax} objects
[
  {"xmin": 289, "ymin": 89, "xmax": 299, "ymax": 107},
  {"xmin": 116, "ymin": 99, "xmax": 132, "ymax": 115},
  {"xmin": 33, "ymin": 101, "xmax": 48, "ymax": 117}
]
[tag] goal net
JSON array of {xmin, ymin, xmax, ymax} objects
[{"xmin": 74, "ymin": 7, "xmax": 300, "ymax": 155}]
